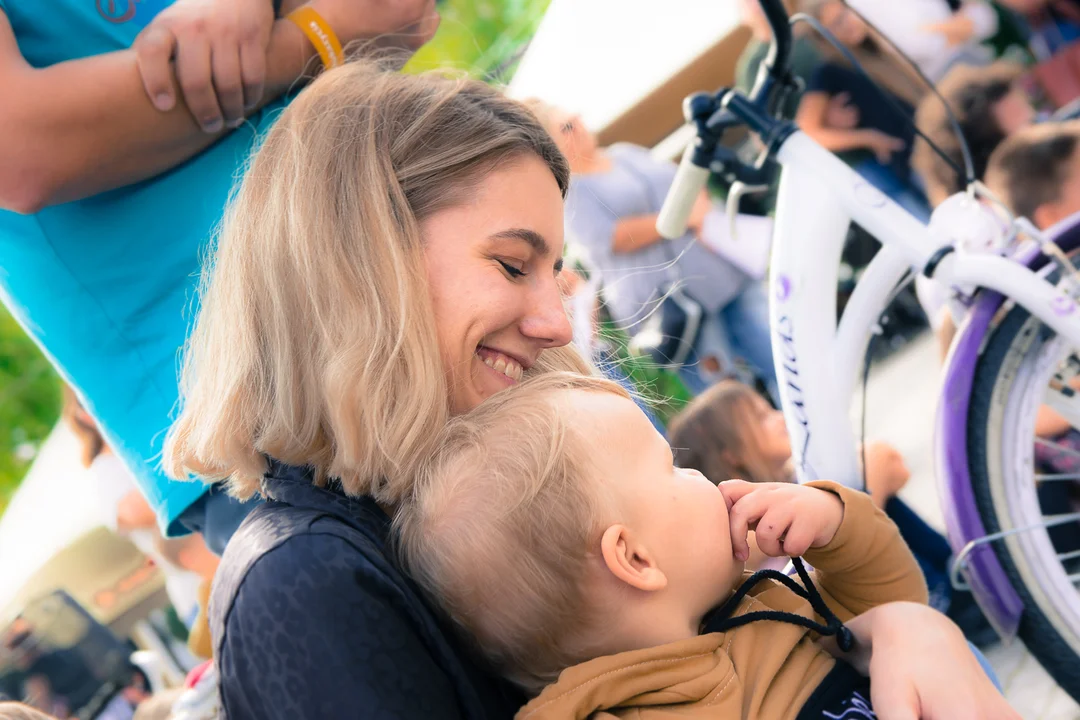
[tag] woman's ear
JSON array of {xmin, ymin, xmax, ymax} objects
[{"xmin": 600, "ymin": 524, "xmax": 667, "ymax": 592}]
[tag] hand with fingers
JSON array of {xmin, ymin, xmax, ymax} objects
[
  {"xmin": 841, "ymin": 603, "xmax": 1022, "ymax": 720},
  {"xmin": 134, "ymin": 0, "xmax": 440, "ymax": 135},
  {"xmin": 719, "ymin": 480, "xmax": 845, "ymax": 562},
  {"xmin": 134, "ymin": 0, "xmax": 277, "ymax": 134},
  {"xmin": 863, "ymin": 130, "xmax": 907, "ymax": 165}
]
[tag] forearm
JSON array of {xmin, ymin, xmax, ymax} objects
[
  {"xmin": 1, "ymin": 18, "xmax": 315, "ymax": 212},
  {"xmin": 801, "ymin": 125, "xmax": 879, "ymax": 155},
  {"xmin": 612, "ymin": 213, "xmax": 666, "ymax": 253},
  {"xmin": 804, "ymin": 482, "xmax": 929, "ymax": 616}
]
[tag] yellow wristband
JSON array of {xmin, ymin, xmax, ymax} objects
[{"xmin": 287, "ymin": 7, "xmax": 344, "ymax": 70}]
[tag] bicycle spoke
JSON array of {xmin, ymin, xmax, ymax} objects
[
  {"xmin": 1036, "ymin": 472, "xmax": 1080, "ymax": 482},
  {"xmin": 1060, "ymin": 548, "xmax": 1080, "ymax": 563}
]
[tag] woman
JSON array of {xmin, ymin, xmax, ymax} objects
[
  {"xmin": 166, "ymin": 61, "xmax": 1013, "ymax": 718},
  {"xmin": 529, "ymin": 102, "xmax": 778, "ymax": 400},
  {"xmin": 798, "ymin": 0, "xmax": 932, "ymax": 221}
]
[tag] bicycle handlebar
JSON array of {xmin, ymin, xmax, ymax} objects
[
  {"xmin": 657, "ymin": 0, "xmax": 792, "ymax": 239},
  {"xmin": 757, "ymin": 0, "xmax": 793, "ymax": 96}
]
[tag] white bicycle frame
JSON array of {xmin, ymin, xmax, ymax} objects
[{"xmin": 769, "ymin": 132, "xmax": 1080, "ymax": 488}]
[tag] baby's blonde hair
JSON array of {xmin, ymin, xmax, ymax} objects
[
  {"xmin": 395, "ymin": 372, "xmax": 630, "ymax": 692},
  {"xmin": 165, "ymin": 59, "xmax": 588, "ymax": 501}
]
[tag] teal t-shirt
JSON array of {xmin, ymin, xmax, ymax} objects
[{"xmin": 0, "ymin": 0, "xmax": 290, "ymax": 533}]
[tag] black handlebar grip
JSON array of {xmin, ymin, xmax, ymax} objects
[{"xmin": 758, "ymin": 0, "xmax": 793, "ymax": 80}]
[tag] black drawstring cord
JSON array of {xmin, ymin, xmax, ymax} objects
[{"xmin": 702, "ymin": 558, "xmax": 854, "ymax": 652}]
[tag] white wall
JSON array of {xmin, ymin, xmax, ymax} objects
[
  {"xmin": 0, "ymin": 424, "xmax": 106, "ymax": 610},
  {"xmin": 510, "ymin": 0, "xmax": 742, "ymax": 130}
]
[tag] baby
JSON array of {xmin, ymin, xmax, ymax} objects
[{"xmin": 396, "ymin": 373, "xmax": 928, "ymax": 719}]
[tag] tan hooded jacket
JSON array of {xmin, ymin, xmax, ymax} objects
[{"xmin": 516, "ymin": 481, "xmax": 928, "ymax": 720}]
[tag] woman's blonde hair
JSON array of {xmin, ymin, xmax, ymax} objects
[
  {"xmin": 667, "ymin": 380, "xmax": 791, "ymax": 485},
  {"xmin": 165, "ymin": 60, "xmax": 588, "ymax": 502},
  {"xmin": 395, "ymin": 372, "xmax": 629, "ymax": 693}
]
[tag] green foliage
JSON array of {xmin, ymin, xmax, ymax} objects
[
  {"xmin": 0, "ymin": 305, "xmax": 62, "ymax": 513},
  {"xmin": 405, "ymin": 0, "xmax": 551, "ymax": 81},
  {"xmin": 597, "ymin": 322, "xmax": 693, "ymax": 428}
]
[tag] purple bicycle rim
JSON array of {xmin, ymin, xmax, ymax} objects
[
  {"xmin": 936, "ymin": 216, "xmax": 1080, "ymax": 640},
  {"xmin": 937, "ymin": 280, "xmax": 1024, "ymax": 640}
]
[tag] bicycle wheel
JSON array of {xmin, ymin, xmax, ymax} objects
[{"xmin": 968, "ymin": 272, "xmax": 1080, "ymax": 700}]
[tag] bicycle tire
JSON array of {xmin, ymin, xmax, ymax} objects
[{"xmin": 967, "ymin": 249, "xmax": 1080, "ymax": 699}]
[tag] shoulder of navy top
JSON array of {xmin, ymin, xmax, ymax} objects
[{"xmin": 210, "ymin": 461, "xmax": 525, "ymax": 720}]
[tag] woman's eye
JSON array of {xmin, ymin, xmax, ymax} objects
[{"xmin": 498, "ymin": 260, "xmax": 527, "ymax": 278}]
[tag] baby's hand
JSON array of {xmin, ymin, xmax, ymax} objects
[{"xmin": 719, "ymin": 481, "xmax": 845, "ymax": 561}]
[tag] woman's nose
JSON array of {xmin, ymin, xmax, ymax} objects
[{"xmin": 523, "ymin": 281, "xmax": 574, "ymax": 348}]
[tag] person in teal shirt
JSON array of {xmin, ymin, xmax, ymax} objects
[{"xmin": 0, "ymin": 0, "xmax": 437, "ymax": 547}]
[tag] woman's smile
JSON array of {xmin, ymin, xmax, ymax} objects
[{"xmin": 476, "ymin": 345, "xmax": 526, "ymax": 383}]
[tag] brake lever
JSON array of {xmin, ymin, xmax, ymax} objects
[{"xmin": 725, "ymin": 181, "xmax": 770, "ymax": 242}]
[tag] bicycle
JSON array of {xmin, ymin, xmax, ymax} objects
[{"xmin": 659, "ymin": 0, "xmax": 1080, "ymax": 700}]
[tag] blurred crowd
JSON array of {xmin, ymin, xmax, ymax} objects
[{"xmin": 6, "ymin": 0, "xmax": 1080, "ymax": 717}]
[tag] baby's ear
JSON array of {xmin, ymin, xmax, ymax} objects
[{"xmin": 600, "ymin": 524, "xmax": 668, "ymax": 592}]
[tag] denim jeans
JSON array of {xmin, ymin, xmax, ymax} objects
[
  {"xmin": 679, "ymin": 280, "xmax": 779, "ymax": 403},
  {"xmin": 853, "ymin": 160, "xmax": 931, "ymax": 224}
]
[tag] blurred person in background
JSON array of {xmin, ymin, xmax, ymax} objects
[
  {"xmin": 667, "ymin": 380, "xmax": 999, "ymax": 646},
  {"xmin": 845, "ymin": 0, "xmax": 998, "ymax": 82},
  {"xmin": 998, "ymin": 0, "xmax": 1080, "ymax": 54},
  {"xmin": 734, "ymin": 0, "xmax": 822, "ymax": 120},
  {"xmin": 913, "ymin": 61, "xmax": 1035, "ymax": 209},
  {"xmin": 63, "ymin": 389, "xmax": 215, "ymax": 632},
  {"xmin": 798, "ymin": 0, "xmax": 932, "ymax": 221},
  {"xmin": 986, "ymin": 122, "xmax": 1080, "ymax": 468},
  {"xmin": 20, "ymin": 676, "xmax": 67, "ymax": 719},
  {"xmin": 0, "ymin": 0, "xmax": 438, "ymax": 556},
  {"xmin": 530, "ymin": 102, "xmax": 779, "ymax": 400},
  {"xmin": 911, "ymin": 61, "xmax": 1035, "ymax": 357}
]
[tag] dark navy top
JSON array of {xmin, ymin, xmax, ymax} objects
[
  {"xmin": 210, "ymin": 462, "xmax": 525, "ymax": 719},
  {"xmin": 806, "ymin": 62, "xmax": 917, "ymax": 180}
]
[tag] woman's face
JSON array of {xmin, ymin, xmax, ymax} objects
[
  {"xmin": 819, "ymin": 1, "xmax": 869, "ymax": 47},
  {"xmin": 422, "ymin": 155, "xmax": 573, "ymax": 414}
]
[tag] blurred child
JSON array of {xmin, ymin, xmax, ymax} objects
[
  {"xmin": 985, "ymin": 120, "xmax": 1080, "ymax": 230},
  {"xmin": 986, "ymin": 122, "xmax": 1080, "ymax": 486},
  {"xmin": 912, "ymin": 62, "xmax": 1036, "ymax": 357},
  {"xmin": 666, "ymin": 381, "xmax": 997, "ymax": 645},
  {"xmin": 396, "ymin": 373, "xmax": 930, "ymax": 717},
  {"xmin": 667, "ymin": 381, "xmax": 910, "ymax": 507},
  {"xmin": 914, "ymin": 62, "xmax": 1034, "ymax": 209}
]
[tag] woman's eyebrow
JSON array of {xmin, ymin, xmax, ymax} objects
[{"xmin": 488, "ymin": 228, "xmax": 550, "ymax": 256}]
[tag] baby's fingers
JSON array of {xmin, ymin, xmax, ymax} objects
[
  {"xmin": 727, "ymin": 491, "xmax": 770, "ymax": 561},
  {"xmin": 752, "ymin": 505, "xmax": 794, "ymax": 557},
  {"xmin": 780, "ymin": 517, "xmax": 817, "ymax": 557}
]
